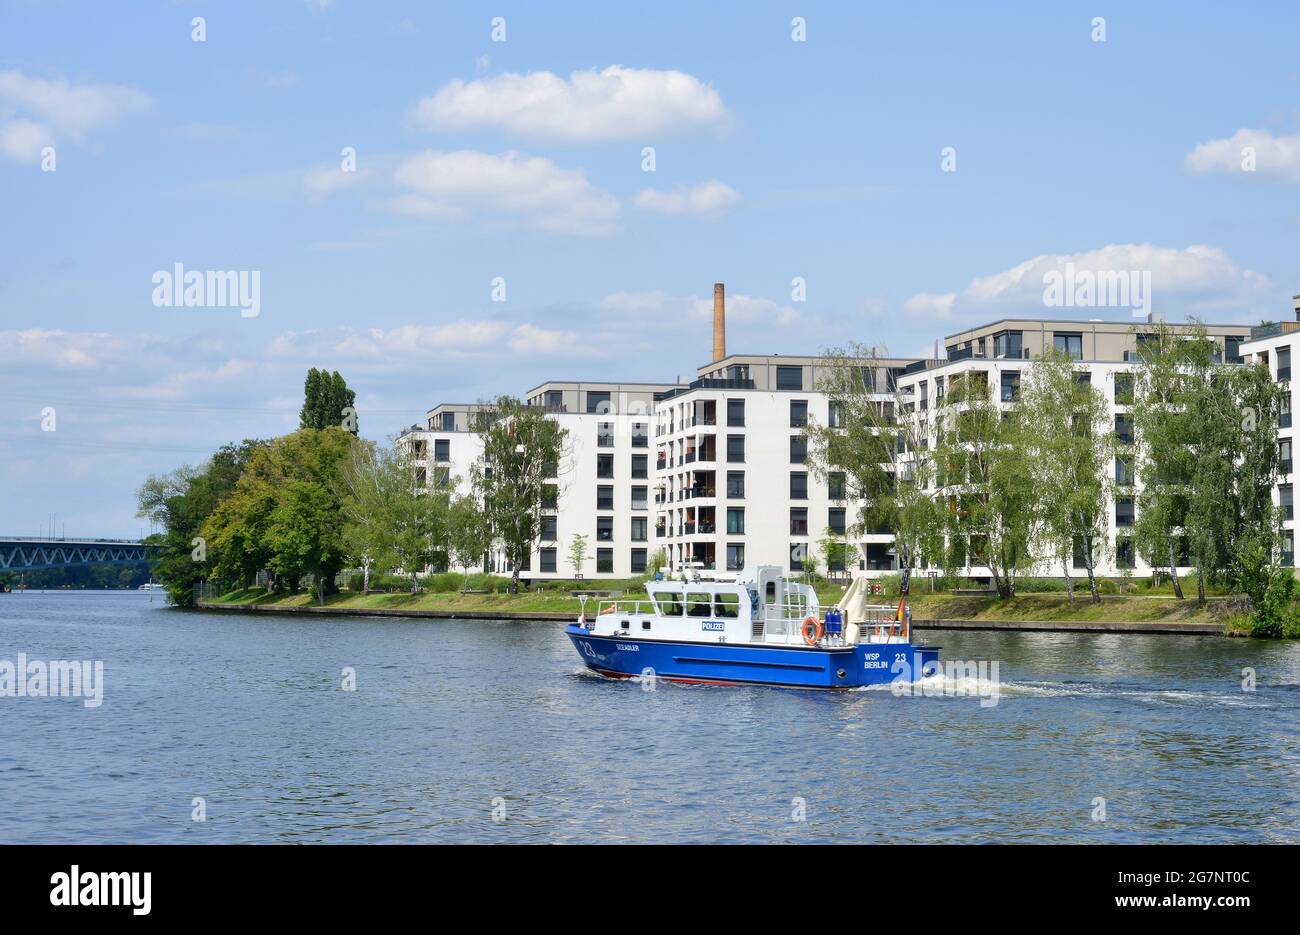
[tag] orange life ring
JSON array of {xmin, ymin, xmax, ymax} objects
[{"xmin": 801, "ymin": 616, "xmax": 823, "ymax": 646}]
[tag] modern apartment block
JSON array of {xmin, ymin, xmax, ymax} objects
[
  {"xmin": 402, "ymin": 284, "xmax": 1292, "ymax": 583},
  {"xmin": 895, "ymin": 317, "xmax": 1255, "ymax": 580},
  {"xmin": 1237, "ymin": 294, "xmax": 1300, "ymax": 568}
]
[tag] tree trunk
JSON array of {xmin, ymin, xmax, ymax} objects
[
  {"xmin": 509, "ymin": 551, "xmax": 521, "ymax": 594},
  {"xmin": 1167, "ymin": 540, "xmax": 1184, "ymax": 599},
  {"xmin": 362, "ymin": 562, "xmax": 370, "ymax": 594},
  {"xmin": 1082, "ymin": 532, "xmax": 1101, "ymax": 604},
  {"xmin": 1196, "ymin": 565, "xmax": 1206, "ymax": 607},
  {"xmin": 1062, "ymin": 557, "xmax": 1075, "ymax": 606}
]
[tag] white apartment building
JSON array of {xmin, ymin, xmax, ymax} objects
[
  {"xmin": 400, "ymin": 284, "xmax": 1291, "ymax": 584},
  {"xmin": 1236, "ymin": 294, "xmax": 1300, "ymax": 568},
  {"xmin": 895, "ymin": 317, "xmax": 1255, "ymax": 580}
]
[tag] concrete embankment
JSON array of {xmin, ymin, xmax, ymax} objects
[{"xmin": 196, "ymin": 601, "xmax": 1223, "ymax": 635}]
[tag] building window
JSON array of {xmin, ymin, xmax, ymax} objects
[
  {"xmin": 630, "ymin": 549, "xmax": 647, "ymax": 574},
  {"xmin": 1115, "ymin": 414, "xmax": 1133, "ymax": 445},
  {"xmin": 597, "ymin": 453, "xmax": 614, "ymax": 478},
  {"xmin": 1116, "ymin": 537, "xmax": 1134, "ymax": 570},
  {"xmin": 1115, "ymin": 457, "xmax": 1134, "ymax": 487},
  {"xmin": 541, "ymin": 516, "xmax": 557, "ymax": 542},
  {"xmin": 597, "ymin": 423, "xmax": 614, "ymax": 447},
  {"xmin": 789, "ymin": 542, "xmax": 807, "ymax": 571},
  {"xmin": 727, "ymin": 398, "xmax": 745, "ymax": 427},
  {"xmin": 727, "ymin": 471, "xmax": 745, "ymax": 498},
  {"xmin": 631, "ymin": 517, "xmax": 648, "ymax": 542},
  {"xmin": 586, "ymin": 391, "xmax": 611, "ymax": 414},
  {"xmin": 829, "ymin": 508, "xmax": 846, "ymax": 535},
  {"xmin": 1281, "ymin": 394, "xmax": 1292, "ymax": 429},
  {"xmin": 433, "ymin": 439, "xmax": 450, "ymax": 461},
  {"xmin": 1115, "ymin": 497, "xmax": 1135, "ymax": 528},
  {"xmin": 432, "ymin": 467, "xmax": 450, "ymax": 489},
  {"xmin": 1280, "ymin": 348, "xmax": 1293, "ymax": 381},
  {"xmin": 1282, "ymin": 484, "xmax": 1294, "ymax": 521},
  {"xmin": 597, "ymin": 486, "xmax": 614, "ymax": 510},
  {"xmin": 727, "ymin": 434, "xmax": 745, "ymax": 463},
  {"xmin": 727, "ymin": 508, "xmax": 745, "ymax": 534},
  {"xmin": 631, "ymin": 454, "xmax": 648, "ymax": 478},
  {"xmin": 540, "ymin": 548, "xmax": 557, "ymax": 573},
  {"xmin": 790, "ymin": 472, "xmax": 808, "ymax": 499},
  {"xmin": 994, "ymin": 330, "xmax": 1024, "ymax": 359},
  {"xmin": 631, "ymin": 486, "xmax": 648, "ymax": 510},
  {"xmin": 541, "ymin": 485, "xmax": 558, "ymax": 509},
  {"xmin": 1053, "ymin": 332, "xmax": 1083, "ymax": 360},
  {"xmin": 1000, "ymin": 371, "xmax": 1020, "ymax": 402},
  {"xmin": 726, "ymin": 543, "xmax": 745, "ymax": 571},
  {"xmin": 1225, "ymin": 335, "xmax": 1243, "ymax": 364},
  {"xmin": 440, "ymin": 412, "xmax": 456, "ymax": 431},
  {"xmin": 596, "ymin": 516, "xmax": 613, "ymax": 542},
  {"xmin": 1282, "ymin": 439, "xmax": 1293, "ymax": 474},
  {"xmin": 597, "ymin": 549, "xmax": 614, "ymax": 573},
  {"xmin": 829, "ymin": 472, "xmax": 846, "ymax": 500},
  {"xmin": 631, "ymin": 422, "xmax": 648, "ymax": 447},
  {"xmin": 790, "ymin": 436, "xmax": 807, "ymax": 463},
  {"xmin": 1115, "ymin": 373, "xmax": 1134, "ymax": 406},
  {"xmin": 776, "ymin": 365, "xmax": 803, "ymax": 391},
  {"xmin": 790, "ymin": 400, "xmax": 808, "ymax": 427},
  {"xmin": 1284, "ymin": 532, "xmax": 1295, "ymax": 568},
  {"xmin": 790, "ymin": 507, "xmax": 808, "ymax": 535}
]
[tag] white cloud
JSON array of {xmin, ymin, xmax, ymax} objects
[
  {"xmin": 302, "ymin": 163, "xmax": 374, "ymax": 199},
  {"xmin": 0, "ymin": 118, "xmax": 50, "ymax": 163},
  {"xmin": 412, "ymin": 66, "xmax": 728, "ymax": 143},
  {"xmin": 0, "ymin": 70, "xmax": 150, "ymax": 163},
  {"xmin": 0, "ymin": 70, "xmax": 151, "ymax": 140},
  {"xmin": 388, "ymin": 149, "xmax": 621, "ymax": 236},
  {"xmin": 1185, "ymin": 128, "xmax": 1300, "ymax": 182},
  {"xmin": 633, "ymin": 180, "xmax": 742, "ymax": 218},
  {"xmin": 902, "ymin": 243, "xmax": 1271, "ymax": 325}
]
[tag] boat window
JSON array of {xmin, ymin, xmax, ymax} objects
[
  {"xmin": 653, "ymin": 592, "xmax": 683, "ymax": 616},
  {"xmin": 686, "ymin": 593, "xmax": 714, "ymax": 617},
  {"xmin": 641, "ymin": 620, "xmax": 652, "ymax": 630},
  {"xmin": 714, "ymin": 593, "xmax": 740, "ymax": 618},
  {"xmin": 765, "ymin": 581, "xmax": 776, "ymax": 604}
]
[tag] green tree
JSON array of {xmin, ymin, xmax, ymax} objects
[
  {"xmin": 1018, "ymin": 348, "xmax": 1113, "ymax": 603},
  {"xmin": 338, "ymin": 440, "xmax": 452, "ymax": 593},
  {"xmin": 805, "ymin": 344, "xmax": 941, "ymax": 575},
  {"xmin": 817, "ymin": 527, "xmax": 852, "ymax": 581},
  {"xmin": 203, "ymin": 427, "xmax": 358, "ymax": 594},
  {"xmin": 567, "ymin": 533, "xmax": 589, "ymax": 579},
  {"xmin": 299, "ymin": 367, "xmax": 358, "ymax": 435},
  {"xmin": 136, "ymin": 439, "xmax": 265, "ymax": 606},
  {"xmin": 471, "ymin": 396, "xmax": 568, "ymax": 593},
  {"xmin": 447, "ymin": 492, "xmax": 494, "ymax": 590},
  {"xmin": 933, "ymin": 369, "xmax": 1034, "ymax": 598}
]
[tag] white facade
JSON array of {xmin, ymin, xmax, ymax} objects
[
  {"xmin": 401, "ymin": 307, "xmax": 1291, "ymax": 583},
  {"xmin": 1238, "ymin": 314, "xmax": 1298, "ymax": 567}
]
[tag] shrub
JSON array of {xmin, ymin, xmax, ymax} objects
[
  {"xmin": 1097, "ymin": 579, "xmax": 1119, "ymax": 595},
  {"xmin": 1251, "ymin": 565, "xmax": 1297, "ymax": 639}
]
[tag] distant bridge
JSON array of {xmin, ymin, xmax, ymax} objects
[{"xmin": 0, "ymin": 537, "xmax": 157, "ymax": 573}]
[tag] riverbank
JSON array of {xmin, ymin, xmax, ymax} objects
[{"xmin": 200, "ymin": 587, "xmax": 1228, "ymax": 635}]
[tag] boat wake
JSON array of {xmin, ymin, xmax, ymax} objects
[{"xmin": 854, "ymin": 673, "xmax": 1279, "ymax": 708}]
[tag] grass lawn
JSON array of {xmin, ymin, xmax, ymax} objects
[{"xmin": 207, "ymin": 585, "xmax": 1222, "ymax": 624}]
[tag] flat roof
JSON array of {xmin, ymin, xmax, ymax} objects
[{"xmin": 943, "ymin": 317, "xmax": 1252, "ymax": 341}]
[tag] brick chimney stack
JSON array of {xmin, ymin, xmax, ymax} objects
[{"xmin": 712, "ymin": 282, "xmax": 726, "ymax": 361}]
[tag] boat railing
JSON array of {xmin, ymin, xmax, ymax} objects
[
  {"xmin": 759, "ymin": 597, "xmax": 821, "ymax": 645},
  {"xmin": 594, "ymin": 599, "xmax": 658, "ymax": 617},
  {"xmin": 856, "ymin": 604, "xmax": 909, "ymax": 643}
]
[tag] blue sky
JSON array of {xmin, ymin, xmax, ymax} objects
[{"xmin": 2, "ymin": 1, "xmax": 1299, "ymax": 538}]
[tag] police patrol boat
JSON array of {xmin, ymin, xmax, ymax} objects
[{"xmin": 566, "ymin": 566, "xmax": 939, "ymax": 690}]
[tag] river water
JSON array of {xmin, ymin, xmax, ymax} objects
[{"xmin": 1, "ymin": 590, "xmax": 1298, "ymax": 843}]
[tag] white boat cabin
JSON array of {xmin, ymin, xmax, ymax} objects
[{"xmin": 583, "ymin": 565, "xmax": 907, "ymax": 646}]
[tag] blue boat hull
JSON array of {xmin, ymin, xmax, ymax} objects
[{"xmin": 566, "ymin": 624, "xmax": 939, "ymax": 690}]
